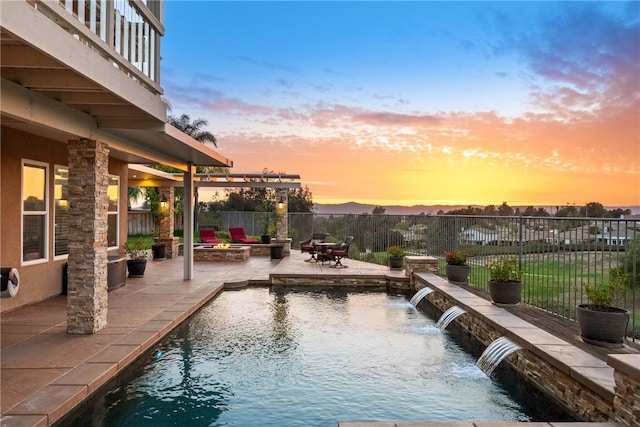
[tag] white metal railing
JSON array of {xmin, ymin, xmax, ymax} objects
[{"xmin": 43, "ymin": 0, "xmax": 160, "ymax": 87}]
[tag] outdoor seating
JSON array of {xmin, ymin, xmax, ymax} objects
[
  {"xmin": 326, "ymin": 236, "xmax": 354, "ymax": 268},
  {"xmin": 300, "ymin": 232, "xmax": 329, "ymax": 262},
  {"xmin": 229, "ymin": 227, "xmax": 260, "ymax": 244},
  {"xmin": 199, "ymin": 229, "xmax": 223, "ymax": 244}
]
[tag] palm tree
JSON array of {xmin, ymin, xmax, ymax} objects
[
  {"xmin": 168, "ymin": 114, "xmax": 217, "ymax": 147},
  {"xmin": 167, "ymin": 113, "xmax": 224, "ymax": 228},
  {"xmin": 127, "ymin": 186, "xmax": 144, "ymax": 210}
]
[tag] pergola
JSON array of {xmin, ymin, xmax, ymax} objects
[{"xmin": 128, "ymin": 166, "xmax": 302, "ymax": 279}]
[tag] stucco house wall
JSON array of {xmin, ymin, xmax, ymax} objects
[{"xmin": 0, "ymin": 127, "xmax": 128, "ymax": 313}]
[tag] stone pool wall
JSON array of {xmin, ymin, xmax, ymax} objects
[
  {"xmin": 413, "ymin": 276, "xmax": 639, "ymax": 425},
  {"xmin": 194, "ymin": 246, "xmax": 250, "ymax": 262},
  {"xmin": 271, "ymin": 276, "xmax": 389, "ymax": 290},
  {"xmin": 609, "ymin": 354, "xmax": 640, "ymax": 427}
]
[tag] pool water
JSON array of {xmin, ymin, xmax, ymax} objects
[{"xmin": 65, "ymin": 288, "xmax": 571, "ymax": 426}]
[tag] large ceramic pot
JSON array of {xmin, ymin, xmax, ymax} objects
[
  {"xmin": 576, "ymin": 304, "xmax": 629, "ymax": 348},
  {"xmin": 270, "ymin": 244, "xmax": 284, "ymax": 260},
  {"xmin": 446, "ymin": 264, "xmax": 471, "ymax": 283},
  {"xmin": 152, "ymin": 243, "xmax": 167, "ymax": 260},
  {"xmin": 389, "ymin": 256, "xmax": 404, "ymax": 269},
  {"xmin": 127, "ymin": 259, "xmax": 147, "ymax": 278},
  {"xmin": 488, "ymin": 280, "xmax": 522, "ymax": 305}
]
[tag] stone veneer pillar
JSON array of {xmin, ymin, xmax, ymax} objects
[
  {"xmin": 275, "ymin": 190, "xmax": 288, "ymax": 240},
  {"xmin": 155, "ymin": 186, "xmax": 178, "ymax": 258},
  {"xmin": 66, "ymin": 139, "xmax": 109, "ymax": 334},
  {"xmin": 404, "ymin": 256, "xmax": 438, "ymax": 289}
]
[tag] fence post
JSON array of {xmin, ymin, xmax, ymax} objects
[{"xmin": 518, "ymin": 215, "xmax": 524, "ymax": 269}]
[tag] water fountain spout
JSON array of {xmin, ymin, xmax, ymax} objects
[
  {"xmin": 476, "ymin": 336, "xmax": 522, "ymax": 376},
  {"xmin": 409, "ymin": 287, "xmax": 434, "ymax": 306},
  {"xmin": 436, "ymin": 306, "xmax": 467, "ymax": 330}
]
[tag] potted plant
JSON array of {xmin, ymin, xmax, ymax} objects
[
  {"xmin": 444, "ymin": 250, "xmax": 470, "ymax": 283},
  {"xmin": 387, "ymin": 246, "xmax": 406, "ymax": 269},
  {"xmin": 124, "ymin": 237, "xmax": 149, "ymax": 277},
  {"xmin": 260, "ymin": 212, "xmax": 273, "ymax": 244},
  {"xmin": 576, "ymin": 267, "xmax": 630, "ymax": 348},
  {"xmin": 151, "ymin": 234, "xmax": 167, "ymax": 260},
  {"xmin": 487, "ymin": 258, "xmax": 523, "ymax": 305}
]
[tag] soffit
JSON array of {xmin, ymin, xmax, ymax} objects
[{"xmin": 0, "ymin": 2, "xmax": 232, "ymax": 169}]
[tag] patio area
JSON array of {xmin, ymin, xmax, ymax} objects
[
  {"xmin": 0, "ymin": 250, "xmax": 637, "ymax": 426},
  {"xmin": 0, "ymin": 251, "xmax": 401, "ymax": 426}
]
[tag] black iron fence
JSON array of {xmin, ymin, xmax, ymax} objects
[{"xmin": 131, "ymin": 210, "xmax": 640, "ymax": 340}]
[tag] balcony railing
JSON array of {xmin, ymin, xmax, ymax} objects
[{"xmin": 35, "ymin": 0, "xmax": 161, "ymax": 90}]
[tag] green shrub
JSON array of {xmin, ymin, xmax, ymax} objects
[{"xmin": 387, "ymin": 246, "xmax": 406, "ymax": 257}]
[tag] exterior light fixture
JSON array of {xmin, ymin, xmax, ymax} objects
[
  {"xmin": 276, "ymin": 196, "xmax": 285, "ymax": 211},
  {"xmin": 160, "ymin": 195, "xmax": 168, "ymax": 209}
]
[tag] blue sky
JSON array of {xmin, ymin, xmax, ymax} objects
[{"xmin": 161, "ymin": 1, "xmax": 640, "ymax": 207}]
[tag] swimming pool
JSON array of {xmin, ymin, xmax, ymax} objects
[{"xmin": 63, "ymin": 288, "xmax": 572, "ymax": 426}]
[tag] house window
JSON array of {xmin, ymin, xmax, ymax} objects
[
  {"xmin": 54, "ymin": 166, "xmax": 69, "ymax": 258},
  {"xmin": 22, "ymin": 160, "xmax": 48, "ymax": 264},
  {"xmin": 107, "ymin": 175, "xmax": 119, "ymax": 248}
]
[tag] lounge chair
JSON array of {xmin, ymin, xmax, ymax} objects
[
  {"xmin": 300, "ymin": 232, "xmax": 329, "ymax": 262},
  {"xmin": 199, "ymin": 229, "xmax": 222, "ymax": 244},
  {"xmin": 326, "ymin": 236, "xmax": 354, "ymax": 268},
  {"xmin": 229, "ymin": 227, "xmax": 260, "ymax": 244}
]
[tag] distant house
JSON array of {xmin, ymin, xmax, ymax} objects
[
  {"xmin": 556, "ymin": 225, "xmax": 593, "ymax": 245},
  {"xmin": 459, "ymin": 227, "xmax": 505, "ymax": 246},
  {"xmin": 394, "ymin": 224, "xmax": 427, "ymax": 245},
  {"xmin": 595, "ymin": 225, "xmax": 635, "ymax": 246}
]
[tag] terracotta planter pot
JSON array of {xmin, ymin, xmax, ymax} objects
[
  {"xmin": 488, "ymin": 280, "xmax": 522, "ymax": 305},
  {"xmin": 576, "ymin": 304, "xmax": 629, "ymax": 348},
  {"xmin": 446, "ymin": 264, "xmax": 470, "ymax": 283}
]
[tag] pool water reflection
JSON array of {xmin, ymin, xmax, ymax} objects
[{"xmin": 63, "ymin": 288, "xmax": 572, "ymax": 426}]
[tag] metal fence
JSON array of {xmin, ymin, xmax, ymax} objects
[
  {"xmin": 224, "ymin": 212, "xmax": 640, "ymax": 339},
  {"xmin": 129, "ymin": 210, "xmax": 640, "ymax": 339}
]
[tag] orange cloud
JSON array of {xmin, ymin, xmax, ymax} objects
[{"xmin": 213, "ymin": 99, "xmax": 639, "ymax": 207}]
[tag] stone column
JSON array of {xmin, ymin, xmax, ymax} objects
[
  {"xmin": 158, "ymin": 186, "xmax": 173, "ymax": 239},
  {"xmin": 66, "ymin": 139, "xmax": 109, "ymax": 334},
  {"xmin": 404, "ymin": 256, "xmax": 438, "ymax": 289},
  {"xmin": 155, "ymin": 186, "xmax": 178, "ymax": 258},
  {"xmin": 275, "ymin": 190, "xmax": 288, "ymax": 239}
]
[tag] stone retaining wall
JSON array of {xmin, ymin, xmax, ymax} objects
[
  {"xmin": 193, "ymin": 246, "xmax": 250, "ymax": 262},
  {"xmin": 609, "ymin": 354, "xmax": 640, "ymax": 427},
  {"xmin": 413, "ymin": 276, "xmax": 639, "ymax": 424},
  {"xmin": 271, "ymin": 276, "xmax": 389, "ymax": 289}
]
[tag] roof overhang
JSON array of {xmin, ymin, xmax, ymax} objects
[
  {"xmin": 128, "ymin": 167, "xmax": 301, "ymax": 189},
  {"xmin": 1, "ymin": 1, "xmax": 232, "ymax": 170}
]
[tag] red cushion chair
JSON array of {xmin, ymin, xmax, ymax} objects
[
  {"xmin": 199, "ymin": 229, "xmax": 222, "ymax": 244},
  {"xmin": 326, "ymin": 236, "xmax": 354, "ymax": 268},
  {"xmin": 228, "ymin": 227, "xmax": 260, "ymax": 244},
  {"xmin": 300, "ymin": 233, "xmax": 329, "ymax": 262}
]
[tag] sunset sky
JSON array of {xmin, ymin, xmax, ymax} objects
[{"xmin": 161, "ymin": 1, "xmax": 640, "ymax": 208}]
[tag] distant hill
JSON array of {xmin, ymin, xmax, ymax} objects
[{"xmin": 313, "ymin": 202, "xmax": 640, "ymax": 216}]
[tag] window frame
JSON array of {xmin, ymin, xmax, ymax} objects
[
  {"xmin": 21, "ymin": 159, "xmax": 49, "ymax": 266},
  {"xmin": 107, "ymin": 174, "xmax": 120, "ymax": 250},
  {"xmin": 53, "ymin": 165, "xmax": 70, "ymax": 260}
]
